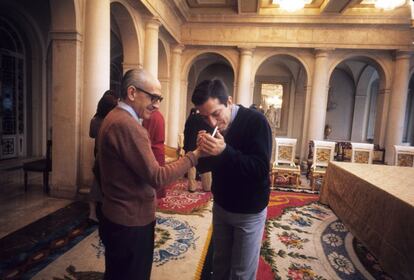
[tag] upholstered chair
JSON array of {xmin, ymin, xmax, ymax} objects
[
  {"xmin": 351, "ymin": 142, "xmax": 374, "ymax": 164},
  {"xmin": 271, "ymin": 138, "xmax": 301, "ymax": 188},
  {"xmin": 394, "ymin": 145, "xmax": 414, "ymax": 167},
  {"xmin": 310, "ymin": 140, "xmax": 336, "ymax": 190}
]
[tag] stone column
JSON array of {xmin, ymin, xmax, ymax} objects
[
  {"xmin": 301, "ymin": 85, "xmax": 312, "ymax": 159},
  {"xmin": 385, "ymin": 51, "xmax": 411, "ymax": 164},
  {"xmin": 236, "ymin": 47, "xmax": 254, "ymax": 106},
  {"xmin": 307, "ymin": 49, "xmax": 331, "ymax": 142},
  {"xmin": 374, "ymin": 88, "xmax": 391, "ymax": 147},
  {"xmin": 49, "ymin": 31, "xmax": 83, "ymax": 198},
  {"xmin": 79, "ymin": 0, "xmax": 110, "ymax": 189},
  {"xmin": 144, "ymin": 19, "xmax": 161, "ymax": 78},
  {"xmin": 167, "ymin": 45, "xmax": 184, "ymax": 147}
]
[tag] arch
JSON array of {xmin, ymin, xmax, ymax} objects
[
  {"xmin": 110, "ymin": 1, "xmax": 141, "ymax": 70},
  {"xmin": 328, "ymin": 55, "xmax": 386, "ymax": 143},
  {"xmin": 253, "ymin": 51, "xmax": 311, "ymax": 88},
  {"xmin": 158, "ymin": 36, "xmax": 170, "ymax": 79},
  {"xmin": 329, "ymin": 54, "xmax": 389, "ymax": 91},
  {"xmin": 182, "ymin": 50, "xmax": 237, "ymax": 82},
  {"xmin": 327, "ymin": 68, "xmax": 355, "ymax": 141},
  {"xmin": 0, "ymin": 1, "xmax": 49, "ymax": 157},
  {"xmin": 183, "ymin": 52, "xmax": 235, "ymax": 119},
  {"xmin": 253, "ymin": 53, "xmax": 309, "ymax": 160}
]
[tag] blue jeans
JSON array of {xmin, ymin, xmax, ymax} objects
[{"xmin": 212, "ymin": 203, "xmax": 267, "ymax": 280}]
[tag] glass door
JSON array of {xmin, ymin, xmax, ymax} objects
[{"xmin": 0, "ymin": 52, "xmax": 25, "ymax": 160}]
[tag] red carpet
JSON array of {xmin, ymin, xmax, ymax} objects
[
  {"xmin": 258, "ymin": 191, "xmax": 319, "ymax": 279},
  {"xmin": 157, "ymin": 179, "xmax": 212, "ymax": 215}
]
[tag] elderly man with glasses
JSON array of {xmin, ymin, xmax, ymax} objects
[{"xmin": 97, "ymin": 68, "xmax": 207, "ymax": 280}]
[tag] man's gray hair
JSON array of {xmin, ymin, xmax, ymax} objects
[{"xmin": 120, "ymin": 68, "xmax": 152, "ymax": 100}]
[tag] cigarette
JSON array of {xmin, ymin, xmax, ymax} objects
[{"xmin": 211, "ymin": 126, "xmax": 218, "ymax": 137}]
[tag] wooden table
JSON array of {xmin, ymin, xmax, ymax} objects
[{"xmin": 320, "ymin": 162, "xmax": 414, "ymax": 280}]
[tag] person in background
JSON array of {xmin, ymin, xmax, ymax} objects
[
  {"xmin": 143, "ymin": 110, "xmax": 167, "ymax": 198},
  {"xmin": 183, "ymin": 108, "xmax": 212, "ymax": 192},
  {"xmin": 194, "ymin": 79, "xmax": 272, "ymax": 280},
  {"xmin": 89, "ymin": 90, "xmax": 118, "ymax": 223},
  {"xmin": 98, "ymin": 68, "xmax": 207, "ymax": 280}
]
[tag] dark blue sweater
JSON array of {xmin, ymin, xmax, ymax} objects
[{"xmin": 198, "ymin": 106, "xmax": 272, "ymax": 214}]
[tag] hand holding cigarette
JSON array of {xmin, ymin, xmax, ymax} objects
[{"xmin": 197, "ymin": 127, "xmax": 226, "ymax": 156}]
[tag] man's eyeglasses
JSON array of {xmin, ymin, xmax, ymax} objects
[{"xmin": 133, "ymin": 86, "xmax": 163, "ymax": 103}]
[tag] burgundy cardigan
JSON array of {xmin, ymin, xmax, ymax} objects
[{"xmin": 98, "ymin": 107, "xmax": 197, "ymax": 226}]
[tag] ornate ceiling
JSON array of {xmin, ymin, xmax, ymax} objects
[{"xmin": 177, "ymin": 0, "xmax": 410, "ymax": 19}]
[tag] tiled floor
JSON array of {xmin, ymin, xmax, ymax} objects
[{"xmin": 0, "ymin": 169, "xmax": 72, "ymax": 239}]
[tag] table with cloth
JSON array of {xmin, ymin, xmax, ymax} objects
[{"xmin": 320, "ymin": 161, "xmax": 414, "ymax": 280}]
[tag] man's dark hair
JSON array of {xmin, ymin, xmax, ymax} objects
[
  {"xmin": 191, "ymin": 79, "xmax": 229, "ymax": 106},
  {"xmin": 103, "ymin": 89, "xmax": 120, "ymax": 99},
  {"xmin": 96, "ymin": 94, "xmax": 118, "ymax": 118}
]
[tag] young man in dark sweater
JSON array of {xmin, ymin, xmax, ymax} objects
[{"xmin": 193, "ymin": 79, "xmax": 272, "ymax": 280}]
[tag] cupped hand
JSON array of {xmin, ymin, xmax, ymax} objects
[{"xmin": 199, "ymin": 130, "xmax": 226, "ymax": 156}]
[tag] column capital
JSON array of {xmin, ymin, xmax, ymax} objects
[
  {"xmin": 395, "ymin": 50, "xmax": 413, "ymax": 60},
  {"xmin": 237, "ymin": 46, "xmax": 255, "ymax": 56},
  {"xmin": 314, "ymin": 48, "xmax": 334, "ymax": 58},
  {"xmin": 145, "ymin": 18, "xmax": 161, "ymax": 31},
  {"xmin": 172, "ymin": 44, "xmax": 185, "ymax": 54}
]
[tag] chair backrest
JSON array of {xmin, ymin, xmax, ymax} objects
[
  {"xmin": 274, "ymin": 138, "xmax": 297, "ymax": 166},
  {"xmin": 394, "ymin": 145, "xmax": 414, "ymax": 167},
  {"xmin": 312, "ymin": 140, "xmax": 336, "ymax": 169},
  {"xmin": 351, "ymin": 142, "xmax": 374, "ymax": 164}
]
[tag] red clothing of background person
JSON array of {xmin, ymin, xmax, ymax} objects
[{"xmin": 143, "ymin": 110, "xmax": 166, "ymax": 198}]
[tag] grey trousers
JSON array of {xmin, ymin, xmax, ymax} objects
[{"xmin": 212, "ymin": 203, "xmax": 267, "ymax": 280}]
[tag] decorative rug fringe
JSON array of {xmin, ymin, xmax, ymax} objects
[{"xmin": 194, "ymin": 225, "xmax": 212, "ymax": 280}]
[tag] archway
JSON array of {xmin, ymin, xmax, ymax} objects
[
  {"xmin": 254, "ymin": 54, "xmax": 308, "ymax": 160},
  {"xmin": 186, "ymin": 53, "xmax": 235, "ymax": 118},
  {"xmin": 327, "ymin": 57, "xmax": 384, "ymax": 143},
  {"xmin": 0, "ymin": 0, "xmax": 50, "ymax": 160},
  {"xmin": 110, "ymin": 1, "xmax": 141, "ymax": 95},
  {"xmin": 0, "ymin": 18, "xmax": 26, "ymax": 160}
]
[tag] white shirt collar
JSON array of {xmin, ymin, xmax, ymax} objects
[{"xmin": 117, "ymin": 101, "xmax": 143, "ymax": 125}]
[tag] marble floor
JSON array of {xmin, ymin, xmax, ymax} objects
[{"xmin": 0, "ymin": 169, "xmax": 72, "ymax": 239}]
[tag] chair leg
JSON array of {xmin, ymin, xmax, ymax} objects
[
  {"xmin": 270, "ymin": 172, "xmax": 275, "ymax": 190},
  {"xmin": 296, "ymin": 174, "xmax": 299, "ymax": 188},
  {"xmin": 24, "ymin": 171, "xmax": 28, "ymax": 192},
  {"xmin": 43, "ymin": 172, "xmax": 50, "ymax": 194},
  {"xmin": 310, "ymin": 176, "xmax": 314, "ymax": 191}
]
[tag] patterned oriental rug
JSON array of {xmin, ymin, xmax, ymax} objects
[
  {"xmin": 0, "ymin": 180, "xmax": 213, "ymax": 280},
  {"xmin": 157, "ymin": 179, "xmax": 212, "ymax": 216},
  {"xmin": 202, "ymin": 191, "xmax": 392, "ymax": 280},
  {"xmin": 1, "ymin": 185, "xmax": 392, "ymax": 280}
]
